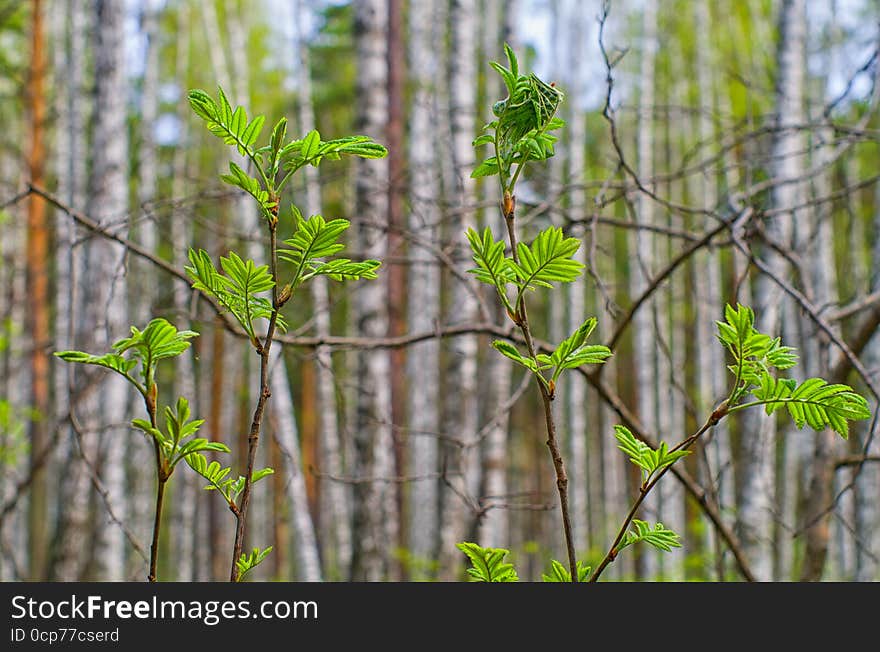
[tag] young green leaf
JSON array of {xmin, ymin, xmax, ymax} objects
[
  {"xmin": 549, "ymin": 317, "xmax": 613, "ymax": 381},
  {"xmin": 541, "ymin": 559, "xmax": 591, "ymax": 582},
  {"xmin": 456, "ymin": 542, "xmax": 519, "ymax": 582},
  {"xmin": 188, "ymin": 87, "xmax": 265, "ymax": 160},
  {"xmin": 747, "ymin": 375, "xmax": 871, "ymax": 439},
  {"xmin": 619, "ymin": 520, "xmax": 682, "ymax": 553},
  {"xmin": 492, "ymin": 340, "xmax": 542, "ymax": 375},
  {"xmin": 235, "ymin": 546, "xmax": 273, "ymax": 582},
  {"xmin": 465, "ymin": 227, "xmax": 516, "ymax": 309},
  {"xmin": 511, "ymin": 226, "xmax": 584, "ymax": 296}
]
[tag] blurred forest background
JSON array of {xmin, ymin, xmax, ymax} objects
[{"xmin": 2, "ymin": 0, "xmax": 880, "ymax": 582}]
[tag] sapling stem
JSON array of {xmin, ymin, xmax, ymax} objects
[
  {"xmin": 229, "ymin": 213, "xmax": 280, "ymax": 582},
  {"xmin": 501, "ymin": 191, "xmax": 578, "ymax": 583}
]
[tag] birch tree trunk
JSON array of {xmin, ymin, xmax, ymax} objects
[
  {"xmin": 736, "ymin": 0, "xmax": 805, "ymax": 582},
  {"xmin": 77, "ymin": 0, "xmax": 131, "ymax": 580},
  {"xmin": 51, "ymin": 0, "xmax": 92, "ymax": 582},
  {"xmin": 349, "ymin": 0, "xmax": 394, "ymax": 581},
  {"xmin": 404, "ymin": 0, "xmax": 442, "ymax": 578},
  {"xmin": 630, "ymin": 0, "xmax": 660, "ymax": 579},
  {"xmin": 127, "ymin": 0, "xmax": 162, "ymax": 582},
  {"xmin": 436, "ymin": 0, "xmax": 484, "ymax": 579},
  {"xmin": 693, "ymin": 0, "xmax": 732, "ymax": 580},
  {"xmin": 269, "ymin": 351, "xmax": 322, "ymax": 581},
  {"xmin": 474, "ymin": 0, "xmax": 515, "ymax": 553},
  {"xmin": 169, "ymin": 1, "xmax": 200, "ymax": 582},
  {"xmin": 290, "ymin": 0, "xmax": 352, "ymax": 581}
]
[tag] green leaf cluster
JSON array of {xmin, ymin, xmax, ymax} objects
[
  {"xmin": 472, "ymin": 44, "xmax": 564, "ymax": 186},
  {"xmin": 186, "ymin": 249, "xmax": 286, "ymax": 346},
  {"xmin": 189, "ymin": 87, "xmax": 387, "ymax": 209},
  {"xmin": 55, "ymin": 318, "xmax": 197, "ymax": 398},
  {"xmin": 132, "ymin": 397, "xmax": 230, "ymax": 477},
  {"xmin": 466, "ymin": 225, "xmax": 585, "ymax": 315},
  {"xmin": 186, "ymin": 452, "xmax": 274, "ymax": 508},
  {"xmin": 278, "ymin": 207, "xmax": 381, "ymax": 290},
  {"xmin": 236, "ymin": 546, "xmax": 273, "ymax": 582},
  {"xmin": 750, "ymin": 376, "xmax": 871, "ymax": 439},
  {"xmin": 619, "ymin": 520, "xmax": 682, "ymax": 554},
  {"xmin": 541, "ymin": 559, "xmax": 591, "ymax": 582},
  {"xmin": 455, "ymin": 542, "xmax": 519, "ymax": 582},
  {"xmin": 614, "ymin": 425, "xmax": 690, "ymax": 484},
  {"xmin": 491, "ymin": 317, "xmax": 611, "ymax": 397},
  {"xmin": 717, "ymin": 303, "xmax": 870, "ymax": 438}
]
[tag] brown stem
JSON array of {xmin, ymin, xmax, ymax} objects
[
  {"xmin": 504, "ymin": 197, "xmax": 578, "ymax": 582},
  {"xmin": 229, "ymin": 221, "xmax": 280, "ymax": 581},
  {"xmin": 589, "ymin": 414, "xmax": 717, "ymax": 582},
  {"xmin": 145, "ymin": 386, "xmax": 167, "ymax": 583},
  {"xmin": 148, "ymin": 476, "xmax": 167, "ymax": 582}
]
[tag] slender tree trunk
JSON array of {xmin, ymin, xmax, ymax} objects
[
  {"xmin": 436, "ymin": 0, "xmax": 483, "ymax": 580},
  {"xmin": 474, "ymin": 0, "xmax": 515, "ymax": 553},
  {"xmin": 854, "ymin": 184, "xmax": 880, "ymax": 580},
  {"xmin": 385, "ymin": 0, "xmax": 407, "ymax": 581},
  {"xmin": 169, "ymin": 1, "xmax": 199, "ymax": 582},
  {"xmin": 630, "ymin": 0, "xmax": 659, "ymax": 579},
  {"xmin": 736, "ymin": 0, "xmax": 805, "ymax": 582},
  {"xmin": 269, "ymin": 351, "xmax": 323, "ymax": 581},
  {"xmin": 25, "ymin": 0, "xmax": 50, "ymax": 582},
  {"xmin": 127, "ymin": 0, "xmax": 162, "ymax": 582},
  {"xmin": 404, "ymin": 0, "xmax": 442, "ymax": 579},
  {"xmin": 80, "ymin": 0, "xmax": 131, "ymax": 580},
  {"xmin": 350, "ymin": 0, "xmax": 394, "ymax": 581},
  {"xmin": 796, "ymin": 3, "xmax": 842, "ymax": 582},
  {"xmin": 693, "ymin": 0, "xmax": 731, "ymax": 581},
  {"xmin": 290, "ymin": 0, "xmax": 352, "ymax": 581},
  {"xmin": 51, "ymin": 0, "xmax": 91, "ymax": 582}
]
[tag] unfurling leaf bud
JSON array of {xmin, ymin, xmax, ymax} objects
[
  {"xmin": 146, "ymin": 381, "xmax": 158, "ymax": 417},
  {"xmin": 276, "ymin": 283, "xmax": 292, "ymax": 307},
  {"xmin": 503, "ymin": 191, "xmax": 515, "ymax": 219}
]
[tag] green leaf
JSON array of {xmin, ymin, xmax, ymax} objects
[
  {"xmin": 251, "ymin": 467, "xmax": 274, "ymax": 483},
  {"xmin": 236, "ymin": 546, "xmax": 273, "ymax": 582},
  {"xmin": 511, "ymin": 226, "xmax": 583, "ymax": 295},
  {"xmin": 492, "ymin": 340, "xmax": 540, "ymax": 374},
  {"xmin": 541, "ymin": 559, "xmax": 591, "ymax": 582},
  {"xmin": 188, "ymin": 87, "xmax": 265, "ymax": 159},
  {"xmin": 54, "ymin": 351, "xmax": 138, "ymax": 385},
  {"xmin": 472, "ymin": 134, "xmax": 494, "ymax": 147},
  {"xmin": 186, "ymin": 248, "xmax": 285, "ymax": 342},
  {"xmin": 470, "ymin": 157, "xmax": 500, "ymax": 178},
  {"xmin": 220, "ymin": 161, "xmax": 275, "ymax": 218},
  {"xmin": 619, "ymin": 520, "xmax": 682, "ymax": 553},
  {"xmin": 465, "ymin": 227, "xmax": 516, "ymax": 309},
  {"xmin": 749, "ymin": 375, "xmax": 871, "ymax": 439},
  {"xmin": 549, "ymin": 317, "xmax": 612, "ymax": 381},
  {"xmin": 278, "ymin": 211, "xmax": 378, "ymax": 289},
  {"xmin": 456, "ymin": 542, "xmax": 519, "ymax": 582},
  {"xmin": 301, "ymin": 129, "xmax": 321, "ymax": 160},
  {"xmin": 613, "ymin": 425, "xmax": 690, "ymax": 480}
]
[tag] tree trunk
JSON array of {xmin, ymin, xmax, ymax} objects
[
  {"xmin": 736, "ymin": 0, "xmax": 805, "ymax": 582},
  {"xmin": 51, "ymin": 0, "xmax": 91, "ymax": 582},
  {"xmin": 290, "ymin": 0, "xmax": 352, "ymax": 581},
  {"xmin": 269, "ymin": 351, "xmax": 323, "ymax": 581},
  {"xmin": 404, "ymin": 0, "xmax": 442, "ymax": 579},
  {"xmin": 350, "ymin": 0, "xmax": 394, "ymax": 581},
  {"xmin": 474, "ymin": 0, "xmax": 516, "ymax": 554},
  {"xmin": 25, "ymin": 0, "xmax": 50, "ymax": 582},
  {"xmin": 169, "ymin": 1, "xmax": 199, "ymax": 582},
  {"xmin": 630, "ymin": 0, "xmax": 660, "ymax": 579},
  {"xmin": 80, "ymin": 0, "xmax": 131, "ymax": 580}
]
